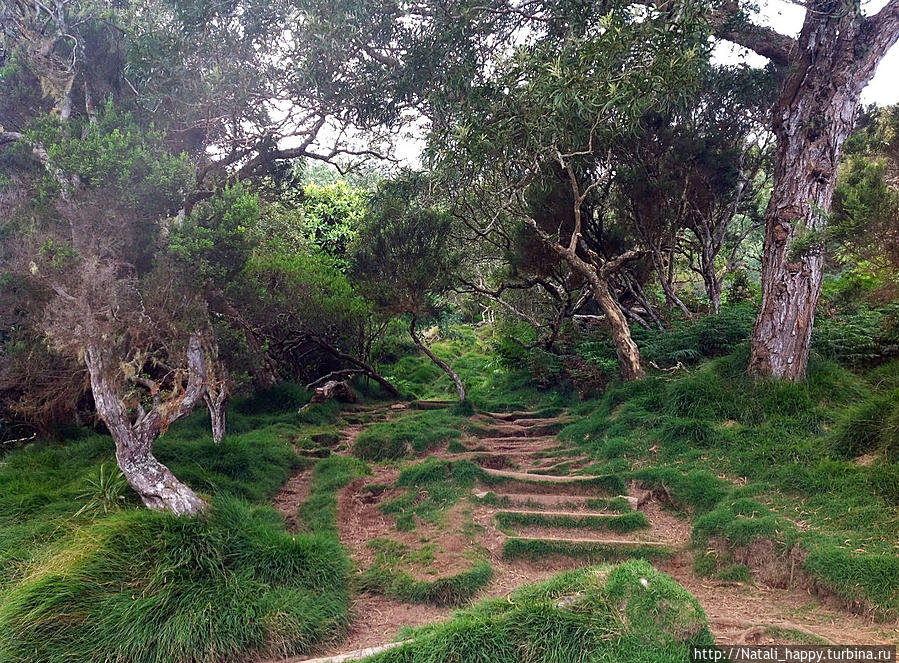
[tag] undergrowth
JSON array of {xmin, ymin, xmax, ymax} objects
[
  {"xmin": 359, "ymin": 538, "xmax": 492, "ymax": 607},
  {"xmin": 365, "ymin": 561, "xmax": 711, "ymax": 663}
]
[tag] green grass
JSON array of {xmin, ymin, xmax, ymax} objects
[
  {"xmin": 0, "ymin": 397, "xmax": 360, "ymax": 662},
  {"xmin": 0, "ymin": 496, "xmax": 352, "ymax": 663},
  {"xmin": 299, "ymin": 455, "xmax": 371, "ymax": 534},
  {"xmin": 380, "ymin": 459, "xmax": 483, "ymax": 530},
  {"xmin": 495, "ymin": 511, "xmax": 649, "ymax": 533},
  {"xmin": 555, "ymin": 352, "xmax": 899, "ymax": 617},
  {"xmin": 365, "ymin": 561, "xmax": 712, "ymax": 663},
  {"xmin": 502, "ymin": 538, "xmax": 673, "ymax": 563},
  {"xmin": 353, "ymin": 409, "xmax": 467, "ymax": 461},
  {"xmin": 359, "ymin": 538, "xmax": 492, "ymax": 607}
]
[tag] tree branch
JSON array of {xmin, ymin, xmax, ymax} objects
[{"xmin": 707, "ymin": 1, "xmax": 795, "ymax": 67}]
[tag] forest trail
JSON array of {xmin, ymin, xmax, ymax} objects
[{"xmin": 274, "ymin": 404, "xmax": 898, "ymax": 663}]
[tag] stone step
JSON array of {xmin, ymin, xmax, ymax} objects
[{"xmin": 502, "ymin": 537, "xmax": 674, "ymax": 563}]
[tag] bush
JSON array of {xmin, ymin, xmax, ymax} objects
[
  {"xmin": 0, "ymin": 497, "xmax": 352, "ymax": 663},
  {"xmin": 829, "ymin": 391, "xmax": 897, "ymax": 459}
]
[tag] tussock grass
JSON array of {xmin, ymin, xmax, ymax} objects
[
  {"xmin": 495, "ymin": 511, "xmax": 648, "ymax": 533},
  {"xmin": 359, "ymin": 538, "xmax": 492, "ymax": 607},
  {"xmin": 353, "ymin": 409, "xmax": 466, "ymax": 461},
  {"xmin": 0, "ymin": 497, "xmax": 352, "ymax": 663},
  {"xmin": 502, "ymin": 538, "xmax": 673, "ymax": 563},
  {"xmin": 366, "ymin": 561, "xmax": 712, "ymax": 663}
]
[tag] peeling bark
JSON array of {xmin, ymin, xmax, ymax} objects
[
  {"xmin": 748, "ymin": 0, "xmax": 899, "ymax": 380},
  {"xmin": 84, "ymin": 334, "xmax": 208, "ymax": 516}
]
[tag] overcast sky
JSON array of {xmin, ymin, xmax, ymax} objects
[{"xmin": 721, "ymin": 0, "xmax": 898, "ymax": 105}]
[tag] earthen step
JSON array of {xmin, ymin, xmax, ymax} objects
[
  {"xmin": 502, "ymin": 537, "xmax": 674, "ymax": 562},
  {"xmin": 479, "ymin": 468, "xmax": 626, "ymax": 496},
  {"xmin": 472, "ymin": 492, "xmax": 635, "ymax": 512},
  {"xmin": 495, "ymin": 508, "xmax": 630, "ymax": 519},
  {"xmin": 473, "ymin": 437, "xmax": 560, "ymax": 448},
  {"xmin": 482, "ymin": 468, "xmax": 611, "ymax": 483},
  {"xmin": 411, "ymin": 400, "xmax": 455, "ymax": 410},
  {"xmin": 495, "ymin": 510, "xmax": 649, "ymax": 533},
  {"xmin": 485, "ymin": 410, "xmax": 546, "ymax": 421}
]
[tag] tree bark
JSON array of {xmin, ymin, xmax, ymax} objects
[
  {"xmin": 84, "ymin": 334, "xmax": 208, "ymax": 516},
  {"xmin": 742, "ymin": 0, "xmax": 899, "ymax": 380},
  {"xmin": 590, "ymin": 276, "xmax": 646, "ymax": 381},
  {"xmin": 409, "ymin": 315, "xmax": 467, "ymax": 402},
  {"xmin": 204, "ymin": 389, "xmax": 228, "ymax": 446},
  {"xmin": 201, "ymin": 331, "xmax": 230, "ymax": 445},
  {"xmin": 525, "ymin": 218, "xmax": 645, "ymax": 380}
]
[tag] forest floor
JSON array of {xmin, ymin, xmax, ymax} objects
[{"xmin": 269, "ymin": 401, "xmax": 899, "ymax": 663}]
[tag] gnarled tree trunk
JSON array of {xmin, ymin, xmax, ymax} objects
[
  {"xmin": 84, "ymin": 334, "xmax": 209, "ymax": 516},
  {"xmin": 748, "ymin": 0, "xmax": 899, "ymax": 380},
  {"xmin": 409, "ymin": 315, "xmax": 467, "ymax": 402},
  {"xmin": 202, "ymin": 332, "xmax": 230, "ymax": 445},
  {"xmin": 526, "ymin": 218, "xmax": 645, "ymax": 381},
  {"xmin": 589, "ymin": 275, "xmax": 646, "ymax": 381}
]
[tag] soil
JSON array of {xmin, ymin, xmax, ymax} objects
[{"xmin": 270, "ymin": 404, "xmax": 899, "ymax": 662}]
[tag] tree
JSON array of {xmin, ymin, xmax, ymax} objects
[
  {"xmin": 426, "ymin": 6, "xmax": 709, "ymax": 380},
  {"xmin": 704, "ymin": 0, "xmax": 899, "ymax": 379},
  {"xmin": 351, "ymin": 177, "xmax": 467, "ymax": 401},
  {"xmin": 615, "ymin": 66, "xmax": 774, "ymax": 314},
  {"xmin": 831, "ymin": 105, "xmax": 899, "ymax": 287}
]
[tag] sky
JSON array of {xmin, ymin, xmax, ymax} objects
[{"xmin": 720, "ymin": 0, "xmax": 899, "ymax": 106}]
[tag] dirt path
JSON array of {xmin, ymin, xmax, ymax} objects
[{"xmin": 274, "ymin": 405, "xmax": 898, "ymax": 662}]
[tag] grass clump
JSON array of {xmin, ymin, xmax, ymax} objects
[
  {"xmin": 0, "ymin": 496, "xmax": 352, "ymax": 663},
  {"xmin": 299, "ymin": 455, "xmax": 371, "ymax": 534},
  {"xmin": 502, "ymin": 538, "xmax": 673, "ymax": 563},
  {"xmin": 381, "ymin": 459, "xmax": 483, "ymax": 530},
  {"xmin": 630, "ymin": 468, "xmax": 729, "ymax": 514},
  {"xmin": 495, "ymin": 511, "xmax": 648, "ymax": 533},
  {"xmin": 692, "ymin": 496, "xmax": 797, "ymax": 549},
  {"xmin": 359, "ymin": 538, "xmax": 492, "ymax": 607},
  {"xmin": 367, "ymin": 561, "xmax": 711, "ymax": 663},
  {"xmin": 801, "ymin": 538, "xmax": 899, "ymax": 618},
  {"xmin": 353, "ymin": 409, "xmax": 466, "ymax": 461}
]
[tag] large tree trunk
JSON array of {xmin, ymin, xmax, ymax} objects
[
  {"xmin": 84, "ymin": 334, "xmax": 209, "ymax": 516},
  {"xmin": 409, "ymin": 315, "xmax": 467, "ymax": 402},
  {"xmin": 748, "ymin": 0, "xmax": 899, "ymax": 380}
]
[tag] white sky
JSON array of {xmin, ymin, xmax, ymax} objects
[{"xmin": 717, "ymin": 0, "xmax": 899, "ymax": 105}]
